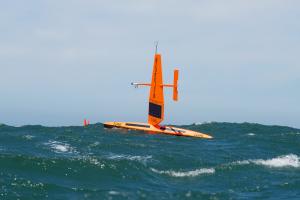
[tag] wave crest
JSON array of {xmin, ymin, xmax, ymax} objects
[
  {"xmin": 233, "ymin": 154, "xmax": 300, "ymax": 168},
  {"xmin": 107, "ymin": 154, "xmax": 152, "ymax": 165},
  {"xmin": 44, "ymin": 140, "xmax": 77, "ymax": 154},
  {"xmin": 151, "ymin": 167, "xmax": 215, "ymax": 177}
]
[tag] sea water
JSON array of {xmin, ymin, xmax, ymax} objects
[{"xmin": 0, "ymin": 122, "xmax": 299, "ymax": 199}]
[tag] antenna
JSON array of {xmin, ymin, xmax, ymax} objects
[
  {"xmin": 154, "ymin": 41, "xmax": 159, "ymax": 54},
  {"xmin": 131, "ymin": 82, "xmax": 139, "ymax": 88}
]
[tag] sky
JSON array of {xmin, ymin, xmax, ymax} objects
[{"xmin": 0, "ymin": 0, "xmax": 299, "ymax": 128}]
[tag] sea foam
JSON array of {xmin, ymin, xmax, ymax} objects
[
  {"xmin": 252, "ymin": 154, "xmax": 300, "ymax": 168},
  {"xmin": 107, "ymin": 154, "xmax": 152, "ymax": 164},
  {"xmin": 233, "ymin": 154, "xmax": 300, "ymax": 168},
  {"xmin": 151, "ymin": 167, "xmax": 215, "ymax": 177},
  {"xmin": 45, "ymin": 140, "xmax": 77, "ymax": 154},
  {"xmin": 23, "ymin": 135, "xmax": 35, "ymax": 140}
]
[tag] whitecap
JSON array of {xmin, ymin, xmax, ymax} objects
[
  {"xmin": 45, "ymin": 140, "xmax": 77, "ymax": 154},
  {"xmin": 89, "ymin": 141, "xmax": 100, "ymax": 147},
  {"xmin": 194, "ymin": 121, "xmax": 212, "ymax": 125},
  {"xmin": 52, "ymin": 144, "xmax": 68, "ymax": 152},
  {"xmin": 150, "ymin": 167, "xmax": 215, "ymax": 177},
  {"xmin": 107, "ymin": 154, "xmax": 152, "ymax": 164},
  {"xmin": 232, "ymin": 160, "xmax": 251, "ymax": 165},
  {"xmin": 185, "ymin": 191, "xmax": 192, "ymax": 197},
  {"xmin": 84, "ymin": 157, "xmax": 105, "ymax": 168},
  {"xmin": 23, "ymin": 135, "xmax": 35, "ymax": 140},
  {"xmin": 251, "ymin": 154, "xmax": 300, "ymax": 168},
  {"xmin": 232, "ymin": 154, "xmax": 300, "ymax": 168},
  {"xmin": 247, "ymin": 133, "xmax": 255, "ymax": 136},
  {"xmin": 287, "ymin": 132, "xmax": 300, "ymax": 135},
  {"xmin": 73, "ymin": 155, "xmax": 106, "ymax": 169},
  {"xmin": 108, "ymin": 191, "xmax": 120, "ymax": 195}
]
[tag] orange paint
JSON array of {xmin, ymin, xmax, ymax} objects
[
  {"xmin": 148, "ymin": 54, "xmax": 164, "ymax": 125},
  {"xmin": 84, "ymin": 119, "xmax": 90, "ymax": 126},
  {"xmin": 104, "ymin": 48, "xmax": 213, "ymax": 139},
  {"xmin": 173, "ymin": 69, "xmax": 179, "ymax": 101}
]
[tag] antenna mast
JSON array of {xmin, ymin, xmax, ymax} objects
[{"xmin": 155, "ymin": 41, "xmax": 159, "ymax": 54}]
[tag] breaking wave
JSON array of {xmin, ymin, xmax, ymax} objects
[
  {"xmin": 232, "ymin": 154, "xmax": 300, "ymax": 168},
  {"xmin": 1, "ymin": 122, "xmax": 300, "ymax": 199},
  {"xmin": 44, "ymin": 140, "xmax": 77, "ymax": 154},
  {"xmin": 150, "ymin": 167, "xmax": 215, "ymax": 177},
  {"xmin": 107, "ymin": 154, "xmax": 152, "ymax": 164},
  {"xmin": 22, "ymin": 135, "xmax": 35, "ymax": 140}
]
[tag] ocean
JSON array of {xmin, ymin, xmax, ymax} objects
[{"xmin": 0, "ymin": 122, "xmax": 299, "ymax": 199}]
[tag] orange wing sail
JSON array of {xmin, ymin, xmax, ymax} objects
[
  {"xmin": 148, "ymin": 54, "xmax": 164, "ymax": 126},
  {"xmin": 131, "ymin": 52, "xmax": 179, "ymax": 126}
]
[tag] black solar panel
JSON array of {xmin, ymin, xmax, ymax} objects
[{"xmin": 149, "ymin": 102, "xmax": 162, "ymax": 118}]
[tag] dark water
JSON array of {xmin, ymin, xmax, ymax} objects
[{"xmin": 0, "ymin": 122, "xmax": 299, "ymax": 199}]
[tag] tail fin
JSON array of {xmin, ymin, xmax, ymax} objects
[{"xmin": 173, "ymin": 69, "xmax": 179, "ymax": 101}]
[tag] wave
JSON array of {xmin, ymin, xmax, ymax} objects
[
  {"xmin": 286, "ymin": 132, "xmax": 300, "ymax": 136},
  {"xmin": 150, "ymin": 167, "xmax": 215, "ymax": 177},
  {"xmin": 44, "ymin": 140, "xmax": 78, "ymax": 154},
  {"xmin": 108, "ymin": 190, "xmax": 120, "ymax": 195},
  {"xmin": 193, "ymin": 121, "xmax": 214, "ymax": 125},
  {"xmin": 232, "ymin": 154, "xmax": 300, "ymax": 168},
  {"xmin": 1, "ymin": 122, "xmax": 299, "ymax": 130},
  {"xmin": 22, "ymin": 135, "xmax": 35, "ymax": 140},
  {"xmin": 107, "ymin": 154, "xmax": 152, "ymax": 164},
  {"xmin": 78, "ymin": 156, "xmax": 106, "ymax": 168}
]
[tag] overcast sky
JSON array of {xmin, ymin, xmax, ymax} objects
[{"xmin": 0, "ymin": 0, "xmax": 299, "ymax": 127}]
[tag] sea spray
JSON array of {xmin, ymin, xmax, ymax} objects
[{"xmin": 0, "ymin": 122, "xmax": 299, "ymax": 199}]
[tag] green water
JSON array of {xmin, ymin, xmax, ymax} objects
[{"xmin": 0, "ymin": 122, "xmax": 299, "ymax": 199}]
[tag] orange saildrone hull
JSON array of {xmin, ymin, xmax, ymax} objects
[{"xmin": 104, "ymin": 122, "xmax": 212, "ymax": 139}]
